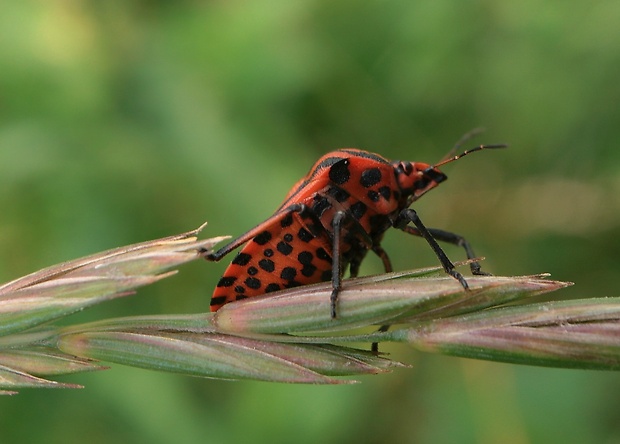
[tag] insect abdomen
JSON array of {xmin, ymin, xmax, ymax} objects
[{"xmin": 210, "ymin": 212, "xmax": 334, "ymax": 311}]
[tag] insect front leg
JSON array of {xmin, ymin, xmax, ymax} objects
[
  {"xmin": 399, "ymin": 226, "xmax": 488, "ymax": 275},
  {"xmin": 394, "ymin": 208, "xmax": 469, "ymax": 290}
]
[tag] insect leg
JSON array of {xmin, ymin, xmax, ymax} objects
[
  {"xmin": 329, "ymin": 211, "xmax": 377, "ymax": 317},
  {"xmin": 371, "ymin": 244, "xmax": 393, "ymax": 273},
  {"xmin": 204, "ymin": 204, "xmax": 307, "ymax": 261},
  {"xmin": 395, "ymin": 209, "xmax": 469, "ymax": 290},
  {"xmin": 369, "ymin": 245, "xmax": 393, "ymax": 353},
  {"xmin": 399, "ymin": 226, "xmax": 488, "ymax": 275},
  {"xmin": 349, "ymin": 244, "xmax": 393, "ymax": 278},
  {"xmin": 348, "ymin": 256, "xmax": 363, "ymax": 279},
  {"xmin": 371, "ymin": 324, "xmax": 391, "ymax": 354},
  {"xmin": 330, "ymin": 211, "xmax": 346, "ymax": 318}
]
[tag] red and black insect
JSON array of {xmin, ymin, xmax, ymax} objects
[{"xmin": 206, "ymin": 143, "xmax": 505, "ymax": 318}]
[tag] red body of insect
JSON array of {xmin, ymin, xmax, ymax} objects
[{"xmin": 207, "ymin": 145, "xmax": 504, "ymax": 316}]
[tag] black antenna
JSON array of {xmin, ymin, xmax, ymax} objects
[
  {"xmin": 432, "ymin": 143, "xmax": 507, "ymax": 169},
  {"xmin": 439, "ymin": 127, "xmax": 487, "ymax": 162}
]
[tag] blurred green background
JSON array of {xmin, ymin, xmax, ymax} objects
[{"xmin": 2, "ymin": 1, "xmax": 620, "ymax": 443}]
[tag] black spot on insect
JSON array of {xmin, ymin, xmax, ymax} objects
[
  {"xmin": 379, "ymin": 185, "xmax": 392, "ymax": 200},
  {"xmin": 297, "ymin": 227, "xmax": 314, "ymax": 242},
  {"xmin": 253, "ymin": 231, "xmax": 272, "ymax": 245},
  {"xmin": 413, "ymin": 177, "xmax": 430, "ymax": 190},
  {"xmin": 298, "ymin": 251, "xmax": 313, "ymax": 264},
  {"xmin": 277, "ymin": 241, "xmax": 293, "ymax": 255},
  {"xmin": 360, "ymin": 168, "xmax": 382, "ymax": 188},
  {"xmin": 232, "ymin": 252, "xmax": 252, "ymax": 266},
  {"xmin": 264, "ymin": 248, "xmax": 274, "ymax": 257},
  {"xmin": 313, "ymin": 195, "xmax": 332, "ymax": 217},
  {"xmin": 329, "ymin": 158, "xmax": 350, "ymax": 184},
  {"xmin": 301, "ymin": 264, "xmax": 317, "ymax": 277},
  {"xmin": 367, "ymin": 190, "xmax": 380, "ymax": 202},
  {"xmin": 312, "ymin": 156, "xmax": 345, "ymax": 177},
  {"xmin": 316, "ymin": 247, "xmax": 332, "ymax": 263},
  {"xmin": 234, "ymin": 285, "xmax": 245, "ymax": 294},
  {"xmin": 235, "ymin": 294, "xmax": 248, "ymax": 301},
  {"xmin": 321, "ymin": 270, "xmax": 332, "ymax": 281},
  {"xmin": 327, "ymin": 186, "xmax": 350, "ymax": 203},
  {"xmin": 265, "ymin": 283, "xmax": 281, "ymax": 293},
  {"xmin": 247, "ymin": 266, "xmax": 258, "ymax": 276},
  {"xmin": 210, "ymin": 296, "xmax": 226, "ymax": 306},
  {"xmin": 283, "ymin": 233, "xmax": 294, "ymax": 242},
  {"xmin": 284, "ymin": 280, "xmax": 302, "ymax": 289},
  {"xmin": 280, "ymin": 267, "xmax": 297, "ymax": 280},
  {"xmin": 369, "ymin": 214, "xmax": 390, "ymax": 231},
  {"xmin": 280, "ymin": 213, "xmax": 294, "ymax": 228},
  {"xmin": 350, "ymin": 201, "xmax": 367, "ymax": 219},
  {"xmin": 217, "ymin": 276, "xmax": 236, "ymax": 287},
  {"xmin": 244, "ymin": 277, "xmax": 261, "ymax": 289},
  {"xmin": 258, "ymin": 258, "xmax": 275, "ymax": 272},
  {"xmin": 425, "ymin": 169, "xmax": 447, "ymax": 183},
  {"xmin": 307, "ymin": 223, "xmax": 322, "ymax": 237}
]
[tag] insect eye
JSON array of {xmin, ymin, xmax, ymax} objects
[{"xmin": 396, "ymin": 162, "xmax": 413, "ymax": 175}]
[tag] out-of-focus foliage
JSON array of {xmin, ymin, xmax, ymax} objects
[{"xmin": 1, "ymin": 1, "xmax": 620, "ymax": 443}]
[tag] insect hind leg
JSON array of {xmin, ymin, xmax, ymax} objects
[{"xmin": 203, "ymin": 204, "xmax": 308, "ymax": 261}]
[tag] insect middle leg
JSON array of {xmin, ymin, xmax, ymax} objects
[{"xmin": 330, "ymin": 211, "xmax": 374, "ymax": 318}]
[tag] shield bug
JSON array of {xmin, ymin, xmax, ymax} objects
[{"xmin": 206, "ymin": 142, "xmax": 505, "ymax": 318}]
